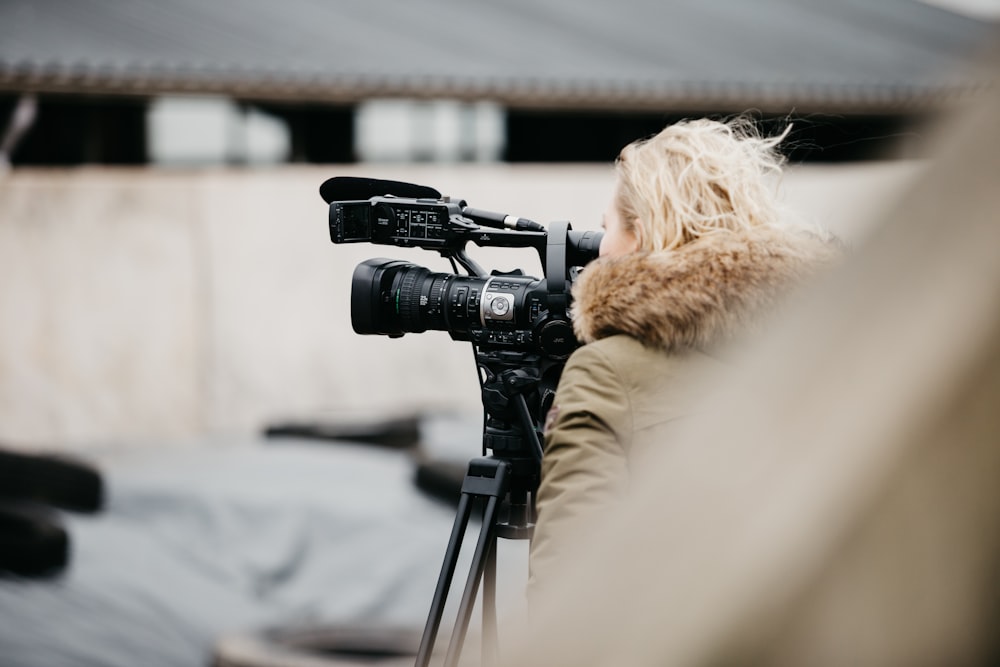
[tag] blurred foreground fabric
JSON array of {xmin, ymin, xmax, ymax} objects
[{"xmin": 505, "ymin": 37, "xmax": 1000, "ymax": 667}]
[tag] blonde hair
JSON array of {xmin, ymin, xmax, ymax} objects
[{"xmin": 615, "ymin": 117, "xmax": 790, "ymax": 252}]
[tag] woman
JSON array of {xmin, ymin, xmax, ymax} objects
[{"xmin": 528, "ymin": 118, "xmax": 838, "ymax": 596}]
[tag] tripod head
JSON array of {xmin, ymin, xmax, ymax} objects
[{"xmin": 477, "ymin": 347, "xmax": 559, "ymax": 539}]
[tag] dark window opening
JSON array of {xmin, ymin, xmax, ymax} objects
[
  {"xmin": 504, "ymin": 110, "xmax": 932, "ymax": 163},
  {"xmin": 1, "ymin": 94, "xmax": 148, "ymax": 166},
  {"xmin": 256, "ymin": 103, "xmax": 355, "ymax": 164}
]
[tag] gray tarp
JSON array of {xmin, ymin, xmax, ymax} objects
[{"xmin": 0, "ymin": 413, "xmax": 526, "ymax": 666}]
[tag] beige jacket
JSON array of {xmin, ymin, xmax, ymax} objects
[{"xmin": 528, "ymin": 226, "xmax": 837, "ymax": 595}]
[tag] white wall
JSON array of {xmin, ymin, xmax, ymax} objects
[{"xmin": 0, "ymin": 162, "xmax": 922, "ymax": 451}]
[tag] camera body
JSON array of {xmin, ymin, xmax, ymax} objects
[{"xmin": 327, "ymin": 185, "xmax": 602, "ymax": 361}]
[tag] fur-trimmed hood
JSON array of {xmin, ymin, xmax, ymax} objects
[{"xmin": 571, "ymin": 226, "xmax": 840, "ymax": 351}]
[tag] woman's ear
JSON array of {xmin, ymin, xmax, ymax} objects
[{"xmin": 630, "ymin": 220, "xmax": 645, "ymax": 252}]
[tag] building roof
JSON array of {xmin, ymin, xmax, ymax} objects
[{"xmin": 0, "ymin": 0, "xmax": 995, "ymax": 114}]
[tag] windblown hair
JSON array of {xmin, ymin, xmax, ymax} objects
[{"xmin": 615, "ymin": 117, "xmax": 790, "ymax": 251}]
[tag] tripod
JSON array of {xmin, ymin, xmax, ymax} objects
[{"xmin": 414, "ymin": 357, "xmax": 547, "ymax": 667}]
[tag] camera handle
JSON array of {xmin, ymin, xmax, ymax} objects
[
  {"xmin": 544, "ymin": 221, "xmax": 573, "ymax": 322},
  {"xmin": 415, "ymin": 362, "xmax": 542, "ymax": 667},
  {"xmin": 441, "ymin": 247, "xmax": 488, "ymax": 278}
]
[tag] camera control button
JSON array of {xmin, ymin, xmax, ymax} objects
[{"xmin": 490, "ymin": 296, "xmax": 510, "ymax": 316}]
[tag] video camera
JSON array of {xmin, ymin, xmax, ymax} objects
[
  {"xmin": 320, "ymin": 176, "xmax": 602, "ymax": 463},
  {"xmin": 322, "ymin": 176, "xmax": 602, "ymax": 360},
  {"xmin": 321, "ymin": 176, "xmax": 604, "ymax": 662}
]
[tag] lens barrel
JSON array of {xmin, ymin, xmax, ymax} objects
[
  {"xmin": 352, "ymin": 258, "xmax": 490, "ymax": 338},
  {"xmin": 353, "ymin": 257, "xmax": 567, "ymax": 348}
]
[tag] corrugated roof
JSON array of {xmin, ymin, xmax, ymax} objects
[{"xmin": 0, "ymin": 0, "xmax": 994, "ymax": 113}]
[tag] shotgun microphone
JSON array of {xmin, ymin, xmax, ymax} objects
[{"xmin": 319, "ymin": 177, "xmax": 442, "ymax": 204}]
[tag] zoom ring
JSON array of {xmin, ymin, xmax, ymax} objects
[{"xmin": 397, "ymin": 267, "xmax": 428, "ymax": 332}]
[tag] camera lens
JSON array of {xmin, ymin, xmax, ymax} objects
[
  {"xmin": 351, "ymin": 259, "xmax": 574, "ymax": 356},
  {"xmin": 351, "ymin": 258, "xmax": 485, "ymax": 338},
  {"xmin": 351, "ymin": 258, "xmax": 411, "ymax": 335}
]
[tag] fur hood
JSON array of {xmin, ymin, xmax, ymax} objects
[{"xmin": 570, "ymin": 226, "xmax": 840, "ymax": 352}]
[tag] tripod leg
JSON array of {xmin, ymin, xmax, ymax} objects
[
  {"xmin": 415, "ymin": 491, "xmax": 474, "ymax": 667},
  {"xmin": 482, "ymin": 536, "xmax": 499, "ymax": 667},
  {"xmin": 417, "ymin": 457, "xmax": 511, "ymax": 667},
  {"xmin": 444, "ymin": 494, "xmax": 502, "ymax": 667}
]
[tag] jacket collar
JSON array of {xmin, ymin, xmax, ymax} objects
[{"xmin": 570, "ymin": 226, "xmax": 838, "ymax": 352}]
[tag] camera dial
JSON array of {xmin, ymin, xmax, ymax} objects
[
  {"xmin": 490, "ymin": 297, "xmax": 510, "ymax": 316},
  {"xmin": 482, "ymin": 285, "xmax": 516, "ymax": 322}
]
